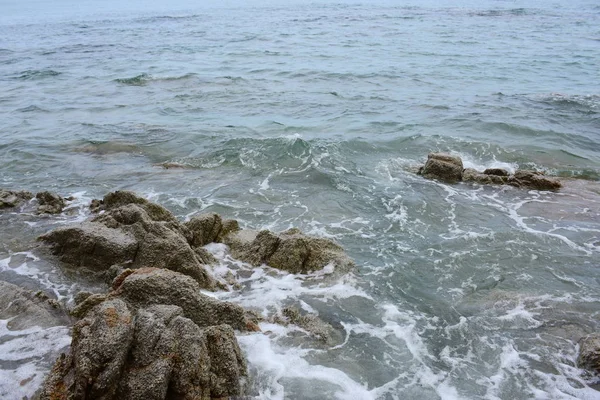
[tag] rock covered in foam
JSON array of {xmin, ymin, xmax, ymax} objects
[{"xmin": 35, "ymin": 268, "xmax": 252, "ymax": 400}]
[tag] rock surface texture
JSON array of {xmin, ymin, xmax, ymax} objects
[
  {"xmin": 420, "ymin": 153, "xmax": 464, "ymax": 183},
  {"xmin": 578, "ymin": 333, "xmax": 600, "ymax": 375},
  {"xmin": 36, "ymin": 268, "xmax": 251, "ymax": 400},
  {"xmin": 418, "ymin": 153, "xmax": 562, "ymax": 190}
]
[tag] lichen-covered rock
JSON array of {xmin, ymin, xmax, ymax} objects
[
  {"xmin": 36, "ymin": 269, "xmax": 250, "ymax": 400},
  {"xmin": 420, "ymin": 153, "xmax": 463, "ymax": 183},
  {"xmin": 224, "ymin": 227, "xmax": 354, "ymax": 274},
  {"xmin": 0, "ymin": 281, "xmax": 69, "ymax": 330},
  {"xmin": 463, "ymin": 168, "xmax": 509, "ymax": 185},
  {"xmin": 578, "ymin": 333, "xmax": 600, "ymax": 374},
  {"xmin": 36, "ymin": 191, "xmax": 66, "ymax": 214},
  {"xmin": 39, "ymin": 191, "xmax": 216, "ymax": 290},
  {"xmin": 508, "ymin": 170, "xmax": 562, "ymax": 191},
  {"xmin": 0, "ymin": 189, "xmax": 33, "ymax": 209}
]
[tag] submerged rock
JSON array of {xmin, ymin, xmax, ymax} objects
[
  {"xmin": 0, "ymin": 281, "xmax": 69, "ymax": 330},
  {"xmin": 36, "ymin": 268, "xmax": 252, "ymax": 400},
  {"xmin": 36, "ymin": 191, "xmax": 66, "ymax": 214},
  {"xmin": 0, "ymin": 189, "xmax": 33, "ymax": 209},
  {"xmin": 39, "ymin": 191, "xmax": 216, "ymax": 290},
  {"xmin": 419, "ymin": 153, "xmax": 464, "ymax": 183},
  {"xmin": 578, "ymin": 333, "xmax": 600, "ymax": 375},
  {"xmin": 224, "ymin": 227, "xmax": 354, "ymax": 274}
]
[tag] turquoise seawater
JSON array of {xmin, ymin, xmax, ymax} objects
[{"xmin": 1, "ymin": 0, "xmax": 600, "ymax": 398}]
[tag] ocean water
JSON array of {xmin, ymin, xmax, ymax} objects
[{"xmin": 1, "ymin": 0, "xmax": 600, "ymax": 398}]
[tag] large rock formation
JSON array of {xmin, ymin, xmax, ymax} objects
[
  {"xmin": 224, "ymin": 227, "xmax": 354, "ymax": 274},
  {"xmin": 418, "ymin": 153, "xmax": 562, "ymax": 191},
  {"xmin": 0, "ymin": 281, "xmax": 69, "ymax": 330},
  {"xmin": 36, "ymin": 268, "xmax": 253, "ymax": 400},
  {"xmin": 39, "ymin": 191, "xmax": 217, "ymax": 290}
]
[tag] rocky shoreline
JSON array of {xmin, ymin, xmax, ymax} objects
[
  {"xmin": 1, "ymin": 190, "xmax": 355, "ymax": 399},
  {"xmin": 1, "ymin": 184, "xmax": 600, "ymax": 398}
]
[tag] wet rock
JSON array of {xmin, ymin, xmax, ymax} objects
[
  {"xmin": 185, "ymin": 212, "xmax": 223, "ymax": 247},
  {"xmin": 508, "ymin": 170, "xmax": 562, "ymax": 191},
  {"xmin": 0, "ymin": 281, "xmax": 69, "ymax": 330},
  {"xmin": 224, "ymin": 227, "xmax": 354, "ymax": 274},
  {"xmin": 281, "ymin": 306, "xmax": 334, "ymax": 342},
  {"xmin": 420, "ymin": 153, "xmax": 463, "ymax": 183},
  {"xmin": 36, "ymin": 269, "xmax": 250, "ymax": 400},
  {"xmin": 0, "ymin": 189, "xmax": 33, "ymax": 209},
  {"xmin": 483, "ymin": 168, "xmax": 509, "ymax": 177},
  {"xmin": 35, "ymin": 191, "xmax": 66, "ymax": 214},
  {"xmin": 40, "ymin": 191, "xmax": 216, "ymax": 290},
  {"xmin": 578, "ymin": 333, "xmax": 600, "ymax": 374},
  {"xmin": 463, "ymin": 168, "xmax": 509, "ymax": 185}
]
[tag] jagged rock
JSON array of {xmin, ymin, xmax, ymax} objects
[
  {"xmin": 0, "ymin": 281, "xmax": 69, "ymax": 330},
  {"xmin": 224, "ymin": 227, "xmax": 354, "ymax": 274},
  {"xmin": 420, "ymin": 153, "xmax": 463, "ymax": 183},
  {"xmin": 483, "ymin": 168, "xmax": 509, "ymax": 177},
  {"xmin": 36, "ymin": 191, "xmax": 66, "ymax": 214},
  {"xmin": 185, "ymin": 213, "xmax": 223, "ymax": 247},
  {"xmin": 508, "ymin": 170, "xmax": 562, "ymax": 191},
  {"xmin": 39, "ymin": 191, "xmax": 216, "ymax": 290},
  {"xmin": 0, "ymin": 189, "xmax": 33, "ymax": 209},
  {"xmin": 36, "ymin": 269, "xmax": 250, "ymax": 400},
  {"xmin": 578, "ymin": 333, "xmax": 600, "ymax": 374},
  {"xmin": 463, "ymin": 168, "xmax": 509, "ymax": 185}
]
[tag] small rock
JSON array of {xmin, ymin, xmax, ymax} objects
[
  {"xmin": 224, "ymin": 227, "xmax": 354, "ymax": 274},
  {"xmin": 508, "ymin": 170, "xmax": 562, "ymax": 191},
  {"xmin": 463, "ymin": 168, "xmax": 508, "ymax": 185},
  {"xmin": 420, "ymin": 153, "xmax": 464, "ymax": 183},
  {"xmin": 483, "ymin": 168, "xmax": 509, "ymax": 177},
  {"xmin": 35, "ymin": 191, "xmax": 66, "ymax": 214},
  {"xmin": 0, "ymin": 189, "xmax": 33, "ymax": 209}
]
